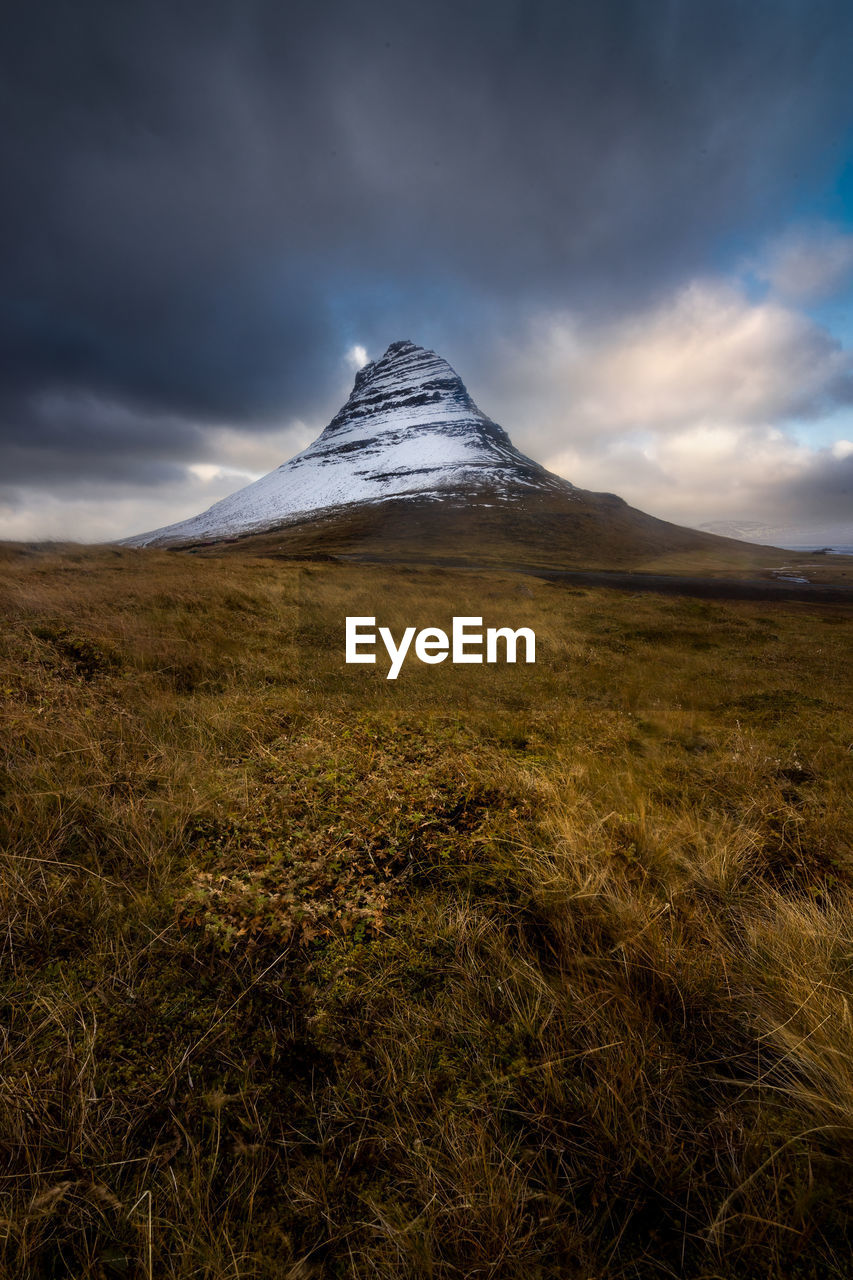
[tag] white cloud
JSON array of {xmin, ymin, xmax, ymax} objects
[
  {"xmin": 484, "ymin": 276, "xmax": 853, "ymax": 533},
  {"xmin": 188, "ymin": 462, "xmax": 257, "ymax": 484},
  {"xmin": 345, "ymin": 344, "xmax": 369, "ymax": 371},
  {"xmin": 494, "ymin": 280, "xmax": 852, "ymax": 451}
]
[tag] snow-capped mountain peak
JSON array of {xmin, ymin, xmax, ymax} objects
[{"xmin": 125, "ymin": 340, "xmax": 572, "ymax": 546}]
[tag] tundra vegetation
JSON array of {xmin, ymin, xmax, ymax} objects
[{"xmin": 1, "ymin": 542, "xmax": 852, "ymax": 1279}]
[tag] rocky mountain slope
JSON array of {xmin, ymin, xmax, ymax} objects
[{"xmin": 125, "ymin": 340, "xmax": 571, "ymax": 547}]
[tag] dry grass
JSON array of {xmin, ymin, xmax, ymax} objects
[{"xmin": 0, "ymin": 544, "xmax": 851, "ymax": 1277}]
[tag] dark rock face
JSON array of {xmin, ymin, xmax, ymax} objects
[
  {"xmin": 312, "ymin": 339, "xmax": 569, "ymax": 490},
  {"xmin": 325, "ymin": 340, "xmax": 479, "ymax": 434},
  {"xmin": 125, "ymin": 340, "xmax": 573, "ymax": 546}
]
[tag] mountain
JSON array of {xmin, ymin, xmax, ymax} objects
[
  {"xmin": 125, "ymin": 340, "xmax": 571, "ymax": 547},
  {"xmin": 124, "ymin": 340, "xmax": 789, "ymax": 572}
]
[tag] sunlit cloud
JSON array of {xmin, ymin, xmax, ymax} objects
[
  {"xmin": 485, "ymin": 271, "xmax": 853, "ymax": 539},
  {"xmin": 496, "ymin": 280, "xmax": 853, "ymax": 449},
  {"xmin": 345, "ymin": 344, "xmax": 369, "ymax": 371}
]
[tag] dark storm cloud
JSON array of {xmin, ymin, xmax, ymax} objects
[
  {"xmin": 3, "ymin": 0, "xmax": 853, "ymax": 494},
  {"xmin": 0, "ymin": 388, "xmax": 210, "ymax": 485}
]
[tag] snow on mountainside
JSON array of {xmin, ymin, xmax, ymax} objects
[{"xmin": 124, "ymin": 340, "xmax": 573, "ymax": 547}]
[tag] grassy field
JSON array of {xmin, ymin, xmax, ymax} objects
[{"xmin": 1, "ymin": 543, "xmax": 852, "ymax": 1278}]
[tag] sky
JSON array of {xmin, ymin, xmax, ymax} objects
[{"xmin": 2, "ymin": 0, "xmax": 852, "ymax": 546}]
